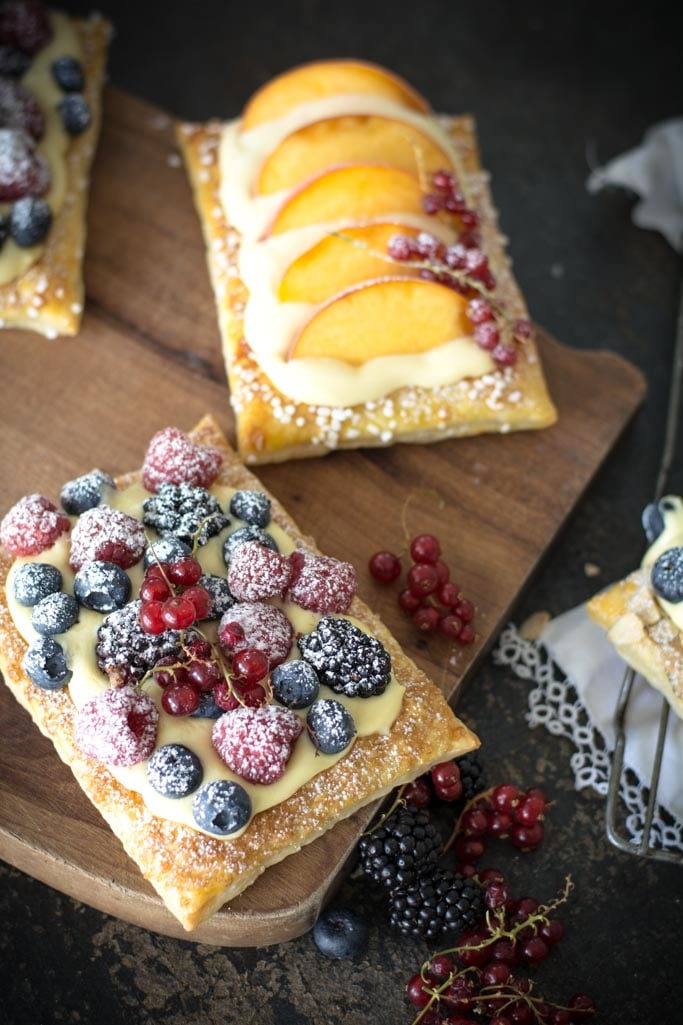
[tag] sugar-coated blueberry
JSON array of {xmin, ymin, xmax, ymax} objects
[
  {"xmin": 192, "ymin": 779, "xmax": 251, "ymax": 835},
  {"xmin": 642, "ymin": 501, "xmax": 666, "ymax": 544},
  {"xmin": 51, "ymin": 55, "xmax": 84, "ymax": 92},
  {"xmin": 23, "ymin": 636, "xmax": 71, "ymax": 689},
  {"xmin": 197, "ymin": 573, "xmax": 235, "ymax": 620},
  {"xmin": 58, "ymin": 93, "xmax": 91, "ymax": 135},
  {"xmin": 31, "ymin": 590, "xmax": 79, "ymax": 635},
  {"xmin": 60, "ymin": 468, "xmax": 115, "ymax": 514},
  {"xmin": 73, "ymin": 560, "xmax": 131, "ymax": 612},
  {"xmin": 312, "ymin": 906, "xmax": 369, "ymax": 960},
  {"xmin": 147, "ymin": 743, "xmax": 203, "ymax": 798},
  {"xmin": 271, "ymin": 660, "xmax": 320, "ymax": 709},
  {"xmin": 651, "ymin": 546, "xmax": 683, "ymax": 603},
  {"xmin": 306, "ymin": 698, "xmax": 356, "ymax": 755},
  {"xmin": 229, "ymin": 489, "xmax": 271, "ymax": 527},
  {"xmin": 223, "ymin": 525, "xmax": 279, "ymax": 565},
  {"xmin": 191, "ymin": 691, "xmax": 224, "ymax": 719},
  {"xmin": 12, "ymin": 561, "xmax": 62, "ymax": 606},
  {"xmin": 143, "ymin": 535, "xmax": 192, "ymax": 569},
  {"xmin": 10, "ymin": 196, "xmax": 52, "ymax": 246}
]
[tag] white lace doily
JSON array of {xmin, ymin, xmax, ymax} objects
[{"xmin": 493, "ymin": 611, "xmax": 683, "ymax": 853}]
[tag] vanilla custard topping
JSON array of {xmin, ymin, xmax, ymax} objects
[
  {"xmin": 0, "ymin": 10, "xmax": 83, "ymax": 285},
  {"xmin": 218, "ymin": 94, "xmax": 496, "ymax": 406},
  {"xmin": 6, "ymin": 481, "xmax": 404, "ymax": 839},
  {"xmin": 642, "ymin": 496, "xmax": 683, "ymax": 630}
]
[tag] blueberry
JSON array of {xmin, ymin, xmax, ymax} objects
[
  {"xmin": 73, "ymin": 560, "xmax": 131, "ymax": 612},
  {"xmin": 23, "ymin": 636, "xmax": 71, "ymax": 689},
  {"xmin": 58, "ymin": 93, "xmax": 91, "ymax": 135},
  {"xmin": 271, "ymin": 660, "xmax": 320, "ymax": 709},
  {"xmin": 312, "ymin": 906, "xmax": 368, "ymax": 960},
  {"xmin": 31, "ymin": 591, "xmax": 79, "ymax": 635},
  {"xmin": 51, "ymin": 55, "xmax": 84, "ymax": 92},
  {"xmin": 147, "ymin": 743, "xmax": 203, "ymax": 798},
  {"xmin": 143, "ymin": 536, "xmax": 192, "ymax": 569},
  {"xmin": 642, "ymin": 501, "xmax": 665, "ymax": 544},
  {"xmin": 192, "ymin": 779, "xmax": 251, "ymax": 835},
  {"xmin": 651, "ymin": 546, "xmax": 683, "ymax": 603},
  {"xmin": 306, "ymin": 698, "xmax": 356, "ymax": 755},
  {"xmin": 10, "ymin": 196, "xmax": 52, "ymax": 247},
  {"xmin": 60, "ymin": 468, "xmax": 115, "ymax": 514},
  {"xmin": 197, "ymin": 573, "xmax": 235, "ymax": 620},
  {"xmin": 12, "ymin": 561, "xmax": 62, "ymax": 606},
  {"xmin": 0, "ymin": 45, "xmax": 31, "ymax": 78},
  {"xmin": 223, "ymin": 525, "xmax": 279, "ymax": 565},
  {"xmin": 229, "ymin": 489, "xmax": 271, "ymax": 527},
  {"xmin": 191, "ymin": 691, "xmax": 224, "ymax": 719}
]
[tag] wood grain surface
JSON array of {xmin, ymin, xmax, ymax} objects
[{"xmin": 0, "ymin": 88, "xmax": 647, "ymax": 946}]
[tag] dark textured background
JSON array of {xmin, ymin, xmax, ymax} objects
[{"xmin": 2, "ymin": 1, "xmax": 683, "ymax": 1022}]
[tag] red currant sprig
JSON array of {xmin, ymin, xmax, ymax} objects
[
  {"xmin": 442, "ymin": 784, "xmax": 551, "ymax": 865},
  {"xmin": 138, "ymin": 556, "xmax": 211, "ymax": 634}
]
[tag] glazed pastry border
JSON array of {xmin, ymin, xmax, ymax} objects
[
  {"xmin": 0, "ymin": 414, "xmax": 479, "ymax": 931},
  {"xmin": 0, "ymin": 14, "xmax": 111, "ymax": 338}
]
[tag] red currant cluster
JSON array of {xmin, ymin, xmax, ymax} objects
[
  {"xmin": 406, "ymin": 880, "xmax": 596, "ymax": 1025},
  {"xmin": 369, "ymin": 533, "xmax": 476, "ymax": 644},
  {"xmin": 139, "ymin": 557, "xmax": 211, "ymax": 633},
  {"xmin": 448, "ymin": 784, "xmax": 548, "ymax": 868}
]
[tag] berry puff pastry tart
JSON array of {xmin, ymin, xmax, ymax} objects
[
  {"xmin": 0, "ymin": 414, "xmax": 479, "ymax": 931},
  {"xmin": 587, "ymin": 496, "xmax": 683, "ymax": 719},
  {"xmin": 0, "ymin": 0, "xmax": 110, "ymax": 337},
  {"xmin": 177, "ymin": 59, "xmax": 557, "ymax": 464}
]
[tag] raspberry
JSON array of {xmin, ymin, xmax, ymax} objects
[
  {"xmin": 69, "ymin": 505, "xmax": 146, "ymax": 571},
  {"xmin": 286, "ymin": 550, "xmax": 357, "ymax": 613},
  {"xmin": 218, "ymin": 600, "xmax": 293, "ymax": 667},
  {"xmin": 74, "ymin": 685, "xmax": 158, "ymax": 767},
  {"xmin": 0, "ymin": 125, "xmax": 50, "ymax": 200},
  {"xmin": 227, "ymin": 541, "xmax": 292, "ymax": 601},
  {"xmin": 0, "ymin": 78, "xmax": 44, "ymax": 138},
  {"xmin": 142, "ymin": 427, "xmax": 223, "ymax": 493},
  {"xmin": 0, "ymin": 1, "xmax": 53, "ymax": 56},
  {"xmin": 212, "ymin": 704, "xmax": 303, "ymax": 784},
  {"xmin": 0, "ymin": 493, "xmax": 70, "ymax": 555}
]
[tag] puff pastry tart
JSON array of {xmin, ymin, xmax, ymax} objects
[
  {"xmin": 177, "ymin": 58, "xmax": 557, "ymax": 464},
  {"xmin": 0, "ymin": 415, "xmax": 479, "ymax": 931},
  {"xmin": 0, "ymin": 0, "xmax": 110, "ymax": 337},
  {"xmin": 587, "ymin": 496, "xmax": 683, "ymax": 719}
]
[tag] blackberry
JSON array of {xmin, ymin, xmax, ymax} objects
[
  {"xmin": 456, "ymin": 751, "xmax": 488, "ymax": 801},
  {"xmin": 298, "ymin": 616, "xmax": 391, "ymax": 698},
  {"xmin": 96, "ymin": 599, "xmax": 195, "ymax": 684},
  {"xmin": 388, "ymin": 869, "xmax": 484, "ymax": 940},
  {"xmin": 142, "ymin": 482, "xmax": 229, "ymax": 547},
  {"xmin": 358, "ymin": 806, "xmax": 442, "ymax": 891}
]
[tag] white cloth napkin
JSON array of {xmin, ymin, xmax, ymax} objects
[{"xmin": 586, "ymin": 116, "xmax": 683, "ymax": 252}]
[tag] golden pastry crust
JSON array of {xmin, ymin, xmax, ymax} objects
[
  {"xmin": 0, "ymin": 14, "xmax": 110, "ymax": 338},
  {"xmin": 0, "ymin": 414, "xmax": 479, "ymax": 931},
  {"xmin": 586, "ymin": 569, "xmax": 683, "ymax": 719},
  {"xmin": 177, "ymin": 114, "xmax": 557, "ymax": 464}
]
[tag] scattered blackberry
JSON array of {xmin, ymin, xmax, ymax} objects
[
  {"xmin": 298, "ymin": 616, "xmax": 391, "ymax": 698},
  {"xmin": 142, "ymin": 482, "xmax": 230, "ymax": 547},
  {"xmin": 96, "ymin": 599, "xmax": 196, "ymax": 684},
  {"xmin": 388, "ymin": 868, "xmax": 484, "ymax": 940},
  {"xmin": 456, "ymin": 751, "xmax": 488, "ymax": 801},
  {"xmin": 358, "ymin": 806, "xmax": 442, "ymax": 891}
]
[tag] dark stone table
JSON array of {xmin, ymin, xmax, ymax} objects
[{"xmin": 2, "ymin": 1, "xmax": 682, "ymax": 1022}]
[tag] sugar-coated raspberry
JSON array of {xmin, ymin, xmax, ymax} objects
[
  {"xmin": 0, "ymin": 78, "xmax": 44, "ymax": 138},
  {"xmin": 218, "ymin": 600, "xmax": 293, "ymax": 667},
  {"xmin": 0, "ymin": 0, "xmax": 53, "ymax": 56},
  {"xmin": 74, "ymin": 685, "xmax": 158, "ymax": 767},
  {"xmin": 227, "ymin": 541, "xmax": 292, "ymax": 601},
  {"xmin": 286, "ymin": 549, "xmax": 357, "ymax": 614},
  {"xmin": 142, "ymin": 427, "xmax": 223, "ymax": 493},
  {"xmin": 69, "ymin": 505, "xmax": 146, "ymax": 571},
  {"xmin": 0, "ymin": 127, "xmax": 50, "ymax": 200},
  {"xmin": 0, "ymin": 493, "xmax": 70, "ymax": 555},
  {"xmin": 212, "ymin": 704, "xmax": 303, "ymax": 784}
]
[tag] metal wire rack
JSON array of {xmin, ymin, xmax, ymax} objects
[{"xmin": 605, "ymin": 279, "xmax": 683, "ymax": 863}]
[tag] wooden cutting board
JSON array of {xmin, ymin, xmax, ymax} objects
[{"xmin": 0, "ymin": 88, "xmax": 646, "ymax": 946}]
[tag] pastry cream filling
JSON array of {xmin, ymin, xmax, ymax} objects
[
  {"xmin": 641, "ymin": 495, "xmax": 683, "ymax": 630},
  {"xmin": 7, "ymin": 481, "xmax": 404, "ymax": 840},
  {"xmin": 218, "ymin": 95, "xmax": 496, "ymax": 407},
  {"xmin": 0, "ymin": 10, "xmax": 83, "ymax": 286}
]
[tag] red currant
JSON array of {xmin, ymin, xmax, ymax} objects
[
  {"xmin": 232, "ymin": 647, "xmax": 269, "ymax": 685},
  {"xmin": 439, "ymin": 613, "xmax": 463, "ymax": 638},
  {"xmin": 484, "ymin": 880, "xmax": 510, "ymax": 910},
  {"xmin": 487, "ymin": 810, "xmax": 514, "ymax": 838},
  {"xmin": 434, "ymin": 560, "xmax": 449, "ymax": 585},
  {"xmin": 139, "ymin": 600, "xmax": 166, "ymax": 635},
  {"xmin": 218, "ymin": 620, "xmax": 245, "ymax": 648},
  {"xmin": 410, "ymin": 533, "xmax": 441, "ymax": 564},
  {"xmin": 406, "ymin": 973, "xmax": 431, "ymax": 1008},
  {"xmin": 161, "ymin": 596, "xmax": 197, "ymax": 630},
  {"xmin": 515, "ymin": 794, "xmax": 546, "ymax": 825},
  {"xmin": 213, "ymin": 679, "xmax": 239, "ymax": 712},
  {"xmin": 567, "ymin": 993, "xmax": 596, "ymax": 1019},
  {"xmin": 398, "ymin": 587, "xmax": 422, "ymax": 613},
  {"xmin": 482, "ymin": 961, "xmax": 511, "ymax": 987},
  {"xmin": 368, "ymin": 550, "xmax": 401, "ymax": 583},
  {"xmin": 182, "ymin": 584, "xmax": 212, "ymax": 620},
  {"xmin": 454, "ymin": 598, "xmax": 474, "ymax": 623},
  {"xmin": 456, "ymin": 929, "xmax": 491, "ymax": 967},
  {"xmin": 413, "ymin": 605, "xmax": 440, "ymax": 632},
  {"xmin": 538, "ymin": 918, "xmax": 565, "ymax": 945},
  {"xmin": 140, "ymin": 576, "xmax": 171, "ymax": 602},
  {"xmin": 161, "ymin": 681, "xmax": 200, "ymax": 716},
  {"xmin": 461, "ymin": 806, "xmax": 489, "ymax": 836},
  {"xmin": 402, "ymin": 777, "xmax": 433, "ymax": 808},
  {"xmin": 426, "ymin": 953, "xmax": 456, "ymax": 983},
  {"xmin": 519, "ymin": 936, "xmax": 548, "ymax": 964},
  {"xmin": 187, "ymin": 659, "xmax": 223, "ymax": 691},
  {"xmin": 437, "ymin": 581, "xmax": 461, "ymax": 608},
  {"xmin": 454, "ymin": 835, "xmax": 485, "ymax": 862},
  {"xmin": 407, "ymin": 562, "xmax": 439, "ymax": 597},
  {"xmin": 167, "ymin": 556, "xmax": 202, "ymax": 586},
  {"xmin": 492, "ymin": 784, "xmax": 520, "ymax": 812},
  {"xmin": 511, "ymin": 821, "xmax": 544, "ymax": 850},
  {"xmin": 458, "ymin": 623, "xmax": 475, "ymax": 644},
  {"xmin": 235, "ymin": 682, "xmax": 268, "ymax": 707}
]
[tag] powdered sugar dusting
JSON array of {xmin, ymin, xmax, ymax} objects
[
  {"xmin": 69, "ymin": 504, "xmax": 147, "ymax": 571},
  {"xmin": 74, "ymin": 686, "xmax": 159, "ymax": 767},
  {"xmin": 227, "ymin": 542, "xmax": 291, "ymax": 601}
]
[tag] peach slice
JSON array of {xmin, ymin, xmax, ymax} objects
[
  {"xmin": 278, "ymin": 223, "xmax": 423, "ymax": 303},
  {"xmin": 287, "ymin": 278, "xmax": 471, "ymax": 365},
  {"xmin": 266, "ymin": 164, "xmax": 425, "ymax": 237},
  {"xmin": 241, "ymin": 59, "xmax": 429, "ymax": 132},
  {"xmin": 257, "ymin": 114, "xmax": 452, "ymax": 195}
]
